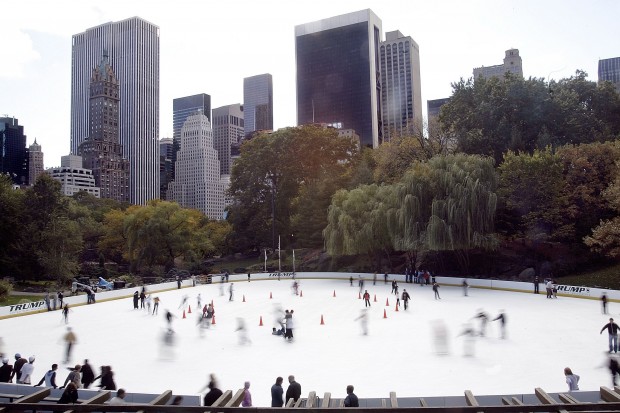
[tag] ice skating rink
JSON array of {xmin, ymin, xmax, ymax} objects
[{"xmin": 0, "ymin": 278, "xmax": 613, "ymax": 405}]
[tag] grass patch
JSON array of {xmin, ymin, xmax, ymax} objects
[
  {"xmin": 557, "ymin": 263, "xmax": 620, "ymax": 290},
  {"xmin": 0, "ymin": 295, "xmax": 45, "ymax": 307}
]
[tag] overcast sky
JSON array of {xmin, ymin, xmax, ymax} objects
[{"xmin": 1, "ymin": 0, "xmax": 619, "ymax": 168}]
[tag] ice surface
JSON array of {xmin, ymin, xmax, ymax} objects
[{"xmin": 0, "ymin": 279, "xmax": 613, "ymax": 406}]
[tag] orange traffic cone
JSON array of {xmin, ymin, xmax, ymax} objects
[
  {"xmin": 320, "ymin": 315, "xmax": 325, "ymax": 325},
  {"xmin": 182, "ymin": 310, "xmax": 186, "ymax": 319},
  {"xmin": 395, "ymin": 302, "xmax": 399, "ymax": 312},
  {"xmin": 211, "ymin": 299, "xmax": 214, "ymax": 306},
  {"xmin": 358, "ymin": 292, "xmax": 361, "ymax": 299},
  {"xmin": 300, "ymin": 290, "xmax": 303, "ymax": 297},
  {"xmin": 333, "ymin": 290, "xmax": 336, "ymax": 297},
  {"xmin": 243, "ymin": 295, "xmax": 246, "ymax": 302},
  {"xmin": 383, "ymin": 309, "xmax": 387, "ymax": 319},
  {"xmin": 211, "ymin": 316, "xmax": 216, "ymax": 325},
  {"xmin": 259, "ymin": 316, "xmax": 263, "ymax": 326},
  {"xmin": 374, "ymin": 294, "xmax": 377, "ymax": 302},
  {"xmin": 386, "ymin": 298, "xmax": 390, "ymax": 306},
  {"xmin": 188, "ymin": 305, "xmax": 192, "ymax": 314},
  {"xmin": 270, "ymin": 292, "xmax": 273, "ymax": 299}
]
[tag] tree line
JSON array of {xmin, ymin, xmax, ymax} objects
[{"xmin": 2, "ymin": 71, "xmax": 619, "ymax": 281}]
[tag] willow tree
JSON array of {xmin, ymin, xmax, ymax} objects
[
  {"xmin": 386, "ymin": 162, "xmax": 434, "ymax": 270},
  {"xmin": 424, "ymin": 154, "xmax": 498, "ymax": 273},
  {"xmin": 324, "ymin": 184, "xmax": 395, "ymax": 269}
]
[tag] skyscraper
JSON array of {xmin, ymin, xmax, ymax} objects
[
  {"xmin": 159, "ymin": 137, "xmax": 173, "ymax": 200},
  {"xmin": 0, "ymin": 116, "xmax": 28, "ymax": 185},
  {"xmin": 168, "ymin": 112, "xmax": 225, "ymax": 219},
  {"xmin": 28, "ymin": 139, "xmax": 44, "ymax": 186},
  {"xmin": 379, "ymin": 30, "xmax": 422, "ymax": 141},
  {"xmin": 243, "ymin": 74, "xmax": 273, "ymax": 138},
  {"xmin": 173, "ymin": 94, "xmax": 212, "ymax": 139},
  {"xmin": 212, "ymin": 104, "xmax": 244, "ymax": 176},
  {"xmin": 473, "ymin": 49, "xmax": 523, "ymax": 80},
  {"xmin": 171, "ymin": 94, "xmax": 211, "ymax": 190},
  {"xmin": 598, "ymin": 57, "xmax": 620, "ymax": 93},
  {"xmin": 295, "ymin": 9, "xmax": 383, "ymax": 148},
  {"xmin": 71, "ymin": 17, "xmax": 160, "ymax": 205},
  {"xmin": 78, "ymin": 52, "xmax": 130, "ymax": 202}
]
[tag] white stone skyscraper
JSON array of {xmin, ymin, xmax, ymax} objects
[
  {"xmin": 168, "ymin": 112, "xmax": 225, "ymax": 219},
  {"xmin": 71, "ymin": 17, "xmax": 160, "ymax": 205}
]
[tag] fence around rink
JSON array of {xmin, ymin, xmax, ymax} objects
[
  {"xmin": 1, "ymin": 272, "xmax": 615, "ymax": 319},
  {"xmin": 3, "ymin": 382, "xmax": 620, "ymax": 411}
]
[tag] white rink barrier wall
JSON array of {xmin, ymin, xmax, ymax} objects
[{"xmin": 0, "ymin": 272, "xmax": 613, "ymax": 319}]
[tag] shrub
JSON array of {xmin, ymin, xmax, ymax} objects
[{"xmin": 0, "ymin": 280, "xmax": 13, "ymax": 300}]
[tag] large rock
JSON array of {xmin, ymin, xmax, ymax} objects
[{"xmin": 518, "ymin": 267, "xmax": 536, "ymax": 280}]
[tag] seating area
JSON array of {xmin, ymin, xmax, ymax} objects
[{"xmin": 3, "ymin": 383, "xmax": 620, "ymax": 412}]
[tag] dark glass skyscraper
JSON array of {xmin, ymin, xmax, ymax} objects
[
  {"xmin": 0, "ymin": 117, "xmax": 28, "ymax": 185},
  {"xmin": 599, "ymin": 57, "xmax": 620, "ymax": 93},
  {"xmin": 295, "ymin": 9, "xmax": 383, "ymax": 148},
  {"xmin": 243, "ymin": 74, "xmax": 273, "ymax": 138}
]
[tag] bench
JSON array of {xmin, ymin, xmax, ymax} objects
[
  {"xmin": 223, "ymin": 389, "xmax": 244, "ymax": 407},
  {"xmin": 0, "ymin": 393, "xmax": 22, "ymax": 403},
  {"xmin": 64, "ymin": 390, "xmax": 110, "ymax": 413},
  {"xmin": 321, "ymin": 392, "xmax": 331, "ymax": 408},
  {"xmin": 0, "ymin": 388, "xmax": 50, "ymax": 413},
  {"xmin": 601, "ymin": 386, "xmax": 620, "ymax": 402}
]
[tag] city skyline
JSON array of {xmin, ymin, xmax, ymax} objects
[{"xmin": 1, "ymin": 0, "xmax": 619, "ymax": 168}]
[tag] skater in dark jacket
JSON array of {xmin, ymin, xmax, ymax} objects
[
  {"xmin": 11, "ymin": 354, "xmax": 27, "ymax": 382},
  {"xmin": 493, "ymin": 310, "xmax": 507, "ymax": 339},
  {"xmin": 0, "ymin": 358, "xmax": 13, "ymax": 382},
  {"xmin": 95, "ymin": 365, "xmax": 116, "ymax": 390},
  {"xmin": 81, "ymin": 359, "xmax": 95, "ymax": 389},
  {"xmin": 601, "ymin": 318, "xmax": 620, "ymax": 353},
  {"xmin": 133, "ymin": 291, "xmax": 139, "ymax": 309},
  {"xmin": 362, "ymin": 290, "xmax": 371, "ymax": 307},
  {"xmin": 402, "ymin": 289, "xmax": 411, "ymax": 310},
  {"xmin": 432, "ymin": 282, "xmax": 440, "ymax": 299}
]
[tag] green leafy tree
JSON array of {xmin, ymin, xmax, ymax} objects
[
  {"xmin": 323, "ymin": 184, "xmax": 395, "ymax": 268},
  {"xmin": 440, "ymin": 71, "xmax": 620, "ymax": 163},
  {"xmin": 422, "ymin": 154, "xmax": 498, "ymax": 273},
  {"xmin": 17, "ymin": 175, "xmax": 84, "ymax": 282},
  {"xmin": 99, "ymin": 201, "xmax": 232, "ymax": 273},
  {"xmin": 557, "ymin": 141, "xmax": 620, "ymax": 242},
  {"xmin": 497, "ymin": 148, "xmax": 574, "ymax": 241},
  {"xmin": 228, "ymin": 125, "xmax": 358, "ymax": 251},
  {"xmin": 585, "ymin": 166, "xmax": 620, "ymax": 258},
  {"xmin": 0, "ymin": 175, "xmax": 25, "ymax": 278}
]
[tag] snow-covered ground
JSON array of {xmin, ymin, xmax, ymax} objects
[{"xmin": 0, "ymin": 278, "xmax": 614, "ymax": 406}]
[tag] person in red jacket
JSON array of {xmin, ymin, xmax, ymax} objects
[{"xmin": 362, "ymin": 290, "xmax": 371, "ymax": 307}]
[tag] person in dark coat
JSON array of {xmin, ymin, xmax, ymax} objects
[
  {"xmin": 95, "ymin": 366, "xmax": 116, "ymax": 390},
  {"xmin": 0, "ymin": 358, "xmax": 13, "ymax": 382},
  {"xmin": 344, "ymin": 385, "xmax": 359, "ymax": 407},
  {"xmin": 57, "ymin": 382, "xmax": 78, "ymax": 404},
  {"xmin": 271, "ymin": 376, "xmax": 284, "ymax": 407},
  {"xmin": 602, "ymin": 292, "xmax": 609, "ymax": 314},
  {"xmin": 140, "ymin": 291, "xmax": 146, "ymax": 309},
  {"xmin": 11, "ymin": 353, "xmax": 27, "ymax": 382},
  {"xmin": 601, "ymin": 318, "xmax": 620, "ymax": 353},
  {"xmin": 81, "ymin": 359, "xmax": 95, "ymax": 389},
  {"xmin": 285, "ymin": 375, "xmax": 301, "ymax": 404},
  {"xmin": 133, "ymin": 291, "xmax": 139, "ymax": 309},
  {"xmin": 201, "ymin": 374, "xmax": 223, "ymax": 406}
]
